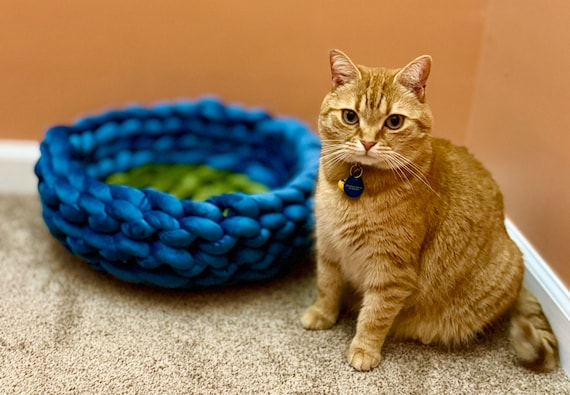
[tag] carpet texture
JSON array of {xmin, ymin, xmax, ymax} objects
[{"xmin": 1, "ymin": 194, "xmax": 569, "ymax": 394}]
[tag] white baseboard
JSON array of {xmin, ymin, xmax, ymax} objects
[
  {"xmin": 1, "ymin": 139, "xmax": 568, "ymax": 376},
  {"xmin": 0, "ymin": 140, "xmax": 40, "ymax": 194}
]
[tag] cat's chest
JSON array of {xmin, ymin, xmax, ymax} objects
[
  {"xmin": 316, "ymin": 184, "xmax": 396, "ymax": 257},
  {"xmin": 316, "ymin": 188, "xmax": 417, "ymax": 287},
  {"xmin": 318, "ymin": 197, "xmax": 391, "ymax": 286}
]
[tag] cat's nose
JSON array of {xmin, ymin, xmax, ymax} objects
[{"xmin": 360, "ymin": 140, "xmax": 377, "ymax": 151}]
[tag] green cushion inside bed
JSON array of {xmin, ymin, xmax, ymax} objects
[{"xmin": 106, "ymin": 163, "xmax": 269, "ymax": 201}]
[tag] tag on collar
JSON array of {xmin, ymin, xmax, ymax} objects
[{"xmin": 338, "ymin": 164, "xmax": 364, "ymax": 198}]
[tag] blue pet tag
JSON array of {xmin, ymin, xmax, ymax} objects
[
  {"xmin": 344, "ymin": 176, "xmax": 364, "ymax": 198},
  {"xmin": 338, "ymin": 164, "xmax": 364, "ymax": 198}
]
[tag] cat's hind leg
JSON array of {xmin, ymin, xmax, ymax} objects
[{"xmin": 301, "ymin": 254, "xmax": 344, "ymax": 330}]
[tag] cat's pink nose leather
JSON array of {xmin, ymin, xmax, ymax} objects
[{"xmin": 361, "ymin": 141, "xmax": 377, "ymax": 151}]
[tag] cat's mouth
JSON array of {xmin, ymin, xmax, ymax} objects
[
  {"xmin": 353, "ymin": 153, "xmax": 380, "ymax": 166},
  {"xmin": 351, "ymin": 151, "xmax": 398, "ymax": 170}
]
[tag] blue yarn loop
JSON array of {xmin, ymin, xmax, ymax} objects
[{"xmin": 35, "ymin": 97, "xmax": 321, "ymax": 288}]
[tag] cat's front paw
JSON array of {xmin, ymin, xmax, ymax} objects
[
  {"xmin": 347, "ymin": 344, "xmax": 381, "ymax": 371},
  {"xmin": 301, "ymin": 305, "xmax": 337, "ymax": 330}
]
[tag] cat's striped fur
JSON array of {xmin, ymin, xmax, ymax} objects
[{"xmin": 301, "ymin": 49, "xmax": 558, "ymax": 372}]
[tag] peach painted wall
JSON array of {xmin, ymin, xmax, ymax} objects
[
  {"xmin": 1, "ymin": 0, "xmax": 487, "ymax": 144},
  {"xmin": 3, "ymin": 2, "xmax": 567, "ymax": 287},
  {"xmin": 466, "ymin": 0, "xmax": 570, "ymax": 287}
]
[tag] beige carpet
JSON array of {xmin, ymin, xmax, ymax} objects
[{"xmin": 1, "ymin": 194, "xmax": 569, "ymax": 394}]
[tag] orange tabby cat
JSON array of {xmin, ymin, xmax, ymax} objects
[{"xmin": 301, "ymin": 49, "xmax": 558, "ymax": 372}]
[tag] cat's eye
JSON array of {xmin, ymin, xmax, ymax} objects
[
  {"xmin": 341, "ymin": 109, "xmax": 359, "ymax": 125},
  {"xmin": 385, "ymin": 114, "xmax": 405, "ymax": 130}
]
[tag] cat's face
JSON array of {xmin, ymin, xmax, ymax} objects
[{"xmin": 319, "ymin": 50, "xmax": 433, "ymax": 171}]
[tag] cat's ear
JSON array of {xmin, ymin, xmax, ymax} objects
[
  {"xmin": 329, "ymin": 49, "xmax": 361, "ymax": 88},
  {"xmin": 395, "ymin": 55, "xmax": 432, "ymax": 102}
]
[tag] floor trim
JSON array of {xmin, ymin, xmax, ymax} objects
[
  {"xmin": 1, "ymin": 139, "xmax": 568, "ymax": 375},
  {"xmin": 0, "ymin": 139, "xmax": 40, "ymax": 194}
]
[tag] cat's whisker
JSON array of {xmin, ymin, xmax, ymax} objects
[
  {"xmin": 392, "ymin": 152, "xmax": 427, "ymax": 176},
  {"xmin": 389, "ymin": 152, "xmax": 440, "ymax": 197},
  {"xmin": 390, "ymin": 159, "xmax": 433, "ymax": 194},
  {"xmin": 320, "ymin": 142, "xmax": 347, "ymax": 150},
  {"xmin": 320, "ymin": 150, "xmax": 351, "ymax": 167},
  {"xmin": 319, "ymin": 146, "xmax": 343, "ymax": 154},
  {"xmin": 320, "ymin": 143, "xmax": 345, "ymax": 150},
  {"xmin": 385, "ymin": 156, "xmax": 415, "ymax": 192},
  {"xmin": 389, "ymin": 151, "xmax": 426, "ymax": 175},
  {"xmin": 321, "ymin": 149, "xmax": 346, "ymax": 157},
  {"xmin": 319, "ymin": 149, "xmax": 345, "ymax": 158}
]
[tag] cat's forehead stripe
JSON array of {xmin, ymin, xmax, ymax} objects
[
  {"xmin": 369, "ymin": 75, "xmax": 384, "ymax": 110},
  {"xmin": 379, "ymin": 94, "xmax": 388, "ymax": 115},
  {"xmin": 357, "ymin": 93, "xmax": 367, "ymax": 114},
  {"xmin": 361, "ymin": 72, "xmax": 391, "ymax": 116}
]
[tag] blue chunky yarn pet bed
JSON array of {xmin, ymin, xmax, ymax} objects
[{"xmin": 35, "ymin": 97, "xmax": 321, "ymax": 288}]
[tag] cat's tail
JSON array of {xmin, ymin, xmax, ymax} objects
[{"xmin": 509, "ymin": 287, "xmax": 558, "ymax": 372}]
